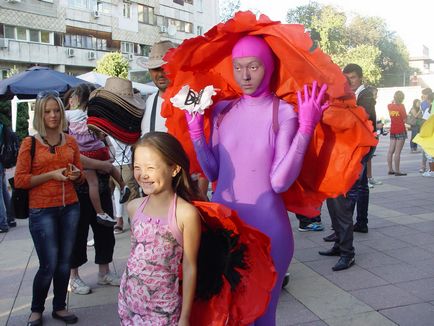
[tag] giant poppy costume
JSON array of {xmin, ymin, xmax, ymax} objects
[{"xmin": 161, "ymin": 11, "xmax": 378, "ymax": 325}]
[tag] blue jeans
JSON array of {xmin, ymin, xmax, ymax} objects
[
  {"xmin": 0, "ymin": 165, "xmax": 10, "ymax": 230},
  {"xmin": 29, "ymin": 203, "xmax": 80, "ymax": 313}
]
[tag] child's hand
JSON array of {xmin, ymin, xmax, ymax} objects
[{"xmin": 63, "ymin": 163, "xmax": 81, "ymax": 181}]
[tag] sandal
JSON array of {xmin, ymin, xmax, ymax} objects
[
  {"xmin": 388, "ymin": 171, "xmax": 395, "ymax": 175},
  {"xmin": 395, "ymin": 172, "xmax": 407, "ymax": 176},
  {"xmin": 114, "ymin": 225, "xmax": 123, "ymax": 234}
]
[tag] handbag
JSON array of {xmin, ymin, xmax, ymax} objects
[
  {"xmin": 9, "ymin": 136, "xmax": 35, "ymax": 219},
  {"xmin": 406, "ymin": 114, "xmax": 417, "ymax": 126}
]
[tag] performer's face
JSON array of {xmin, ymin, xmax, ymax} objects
[
  {"xmin": 133, "ymin": 145, "xmax": 178, "ymax": 196},
  {"xmin": 344, "ymin": 71, "xmax": 362, "ymax": 92},
  {"xmin": 149, "ymin": 67, "xmax": 170, "ymax": 92},
  {"xmin": 233, "ymin": 57, "xmax": 265, "ymax": 95}
]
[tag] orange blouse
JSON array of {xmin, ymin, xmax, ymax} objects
[{"xmin": 14, "ymin": 134, "xmax": 83, "ymax": 209}]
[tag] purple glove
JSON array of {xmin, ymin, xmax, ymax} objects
[
  {"xmin": 297, "ymin": 81, "xmax": 329, "ymax": 135},
  {"xmin": 185, "ymin": 111, "xmax": 204, "ymax": 141}
]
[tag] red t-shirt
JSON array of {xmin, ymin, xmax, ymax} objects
[{"xmin": 388, "ymin": 103, "xmax": 407, "ymax": 134}]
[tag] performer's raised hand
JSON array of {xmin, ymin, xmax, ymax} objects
[
  {"xmin": 297, "ymin": 81, "xmax": 329, "ymax": 134},
  {"xmin": 184, "ymin": 111, "xmax": 204, "ymax": 141}
]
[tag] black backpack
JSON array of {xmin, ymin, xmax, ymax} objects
[{"xmin": 0, "ymin": 126, "xmax": 21, "ymax": 169}]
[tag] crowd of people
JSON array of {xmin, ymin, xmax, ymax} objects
[{"xmin": 0, "ymin": 11, "xmax": 433, "ymax": 326}]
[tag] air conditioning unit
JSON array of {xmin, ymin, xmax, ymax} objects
[
  {"xmin": 0, "ymin": 38, "xmax": 8, "ymax": 48},
  {"xmin": 5, "ymin": 0, "xmax": 22, "ymax": 3},
  {"xmin": 127, "ymin": 53, "xmax": 134, "ymax": 61},
  {"xmin": 160, "ymin": 26, "xmax": 168, "ymax": 33},
  {"xmin": 88, "ymin": 51, "xmax": 96, "ymax": 60},
  {"xmin": 92, "ymin": 10, "xmax": 100, "ymax": 18},
  {"xmin": 67, "ymin": 48, "xmax": 75, "ymax": 57}
]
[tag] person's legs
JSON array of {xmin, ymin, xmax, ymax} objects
[
  {"xmin": 0, "ymin": 168, "xmax": 9, "ymax": 231},
  {"xmin": 28, "ymin": 207, "xmax": 60, "ymax": 315},
  {"xmin": 387, "ymin": 138, "xmax": 397, "ymax": 172},
  {"xmin": 356, "ymin": 162, "xmax": 369, "ymax": 229},
  {"xmin": 394, "ymin": 139, "xmax": 405, "ymax": 173},
  {"xmin": 110, "ymin": 165, "xmax": 131, "ymax": 204},
  {"xmin": 421, "ymin": 151, "xmax": 427, "ymax": 172},
  {"xmin": 2, "ymin": 175, "xmax": 16, "ymax": 227},
  {"xmin": 52, "ymin": 203, "xmax": 80, "ymax": 312},
  {"xmin": 85, "ymin": 169, "xmax": 104, "ymax": 214},
  {"xmin": 410, "ymin": 127, "xmax": 419, "ymax": 151}
]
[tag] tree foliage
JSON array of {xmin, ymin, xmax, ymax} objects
[
  {"xmin": 286, "ymin": 2, "xmax": 411, "ymax": 86},
  {"xmin": 219, "ymin": 0, "xmax": 240, "ymax": 22},
  {"xmin": 94, "ymin": 52, "xmax": 129, "ymax": 78}
]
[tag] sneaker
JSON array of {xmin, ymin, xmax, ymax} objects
[
  {"xmin": 69, "ymin": 277, "xmax": 91, "ymax": 295},
  {"xmin": 298, "ymin": 222, "xmax": 325, "ymax": 232},
  {"xmin": 97, "ymin": 212, "xmax": 117, "ymax": 227},
  {"xmin": 422, "ymin": 171, "xmax": 434, "ymax": 177},
  {"xmin": 368, "ymin": 183, "xmax": 374, "ymax": 189},
  {"xmin": 0, "ymin": 227, "xmax": 8, "ymax": 233},
  {"xmin": 98, "ymin": 271, "xmax": 120, "ymax": 286},
  {"xmin": 282, "ymin": 272, "xmax": 290, "ymax": 288},
  {"xmin": 119, "ymin": 186, "xmax": 131, "ymax": 204},
  {"xmin": 87, "ymin": 238, "xmax": 94, "ymax": 247},
  {"xmin": 368, "ymin": 178, "xmax": 382, "ymax": 185}
]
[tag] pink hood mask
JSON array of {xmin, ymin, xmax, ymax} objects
[{"xmin": 232, "ymin": 35, "xmax": 275, "ymax": 97}]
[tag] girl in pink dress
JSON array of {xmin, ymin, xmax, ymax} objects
[{"xmin": 118, "ymin": 132, "xmax": 201, "ymax": 326}]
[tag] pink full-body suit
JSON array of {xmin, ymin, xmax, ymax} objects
[{"xmin": 188, "ymin": 36, "xmax": 324, "ymax": 325}]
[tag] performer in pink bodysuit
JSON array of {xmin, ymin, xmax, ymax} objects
[{"xmin": 186, "ymin": 35, "xmax": 328, "ymax": 325}]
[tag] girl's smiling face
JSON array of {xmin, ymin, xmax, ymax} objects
[{"xmin": 133, "ymin": 145, "xmax": 178, "ymax": 196}]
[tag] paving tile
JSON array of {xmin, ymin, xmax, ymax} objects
[
  {"xmin": 392, "ymin": 231, "xmax": 434, "ymax": 246},
  {"xmin": 64, "ymin": 303, "xmax": 119, "ymax": 326},
  {"xmin": 382, "ymin": 246, "xmax": 434, "ymax": 264},
  {"xmin": 394, "ymin": 278, "xmax": 434, "ymax": 301},
  {"xmin": 380, "ymin": 303, "xmax": 434, "ymax": 326},
  {"xmin": 365, "ymin": 263, "xmax": 432, "ymax": 283},
  {"xmin": 277, "ymin": 291, "xmax": 320, "ymax": 325},
  {"xmin": 350, "ymin": 284, "xmax": 422, "ymax": 310},
  {"xmin": 324, "ymin": 310, "xmax": 397, "ymax": 326},
  {"xmin": 364, "ymin": 237, "xmax": 411, "ymax": 251},
  {"xmin": 408, "ymin": 221, "xmax": 434, "ymax": 232},
  {"xmin": 376, "ymin": 225, "xmax": 420, "ymax": 237},
  {"xmin": 355, "ymin": 251, "xmax": 402, "ymax": 269},
  {"xmin": 320, "ymin": 266, "xmax": 389, "ymax": 291}
]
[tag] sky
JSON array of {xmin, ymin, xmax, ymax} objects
[{"xmin": 239, "ymin": 0, "xmax": 431, "ymax": 57}]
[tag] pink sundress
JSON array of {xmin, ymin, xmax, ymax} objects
[{"xmin": 118, "ymin": 195, "xmax": 183, "ymax": 325}]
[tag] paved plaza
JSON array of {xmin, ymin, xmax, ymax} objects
[{"xmin": 1, "ymin": 135, "xmax": 434, "ymax": 326}]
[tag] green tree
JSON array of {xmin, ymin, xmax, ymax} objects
[
  {"xmin": 286, "ymin": 3, "xmax": 410, "ymax": 87},
  {"xmin": 219, "ymin": 0, "xmax": 240, "ymax": 22},
  {"xmin": 94, "ymin": 52, "xmax": 129, "ymax": 78}
]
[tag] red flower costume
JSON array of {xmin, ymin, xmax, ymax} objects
[{"xmin": 161, "ymin": 11, "xmax": 378, "ymax": 217}]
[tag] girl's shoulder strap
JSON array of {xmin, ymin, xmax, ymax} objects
[
  {"xmin": 131, "ymin": 196, "xmax": 149, "ymax": 223},
  {"xmin": 168, "ymin": 194, "xmax": 183, "ymax": 247}
]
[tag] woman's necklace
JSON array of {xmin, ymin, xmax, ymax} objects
[{"xmin": 41, "ymin": 134, "xmax": 62, "ymax": 154}]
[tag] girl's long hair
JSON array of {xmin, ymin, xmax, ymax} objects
[{"xmin": 132, "ymin": 132, "xmax": 201, "ymax": 202}]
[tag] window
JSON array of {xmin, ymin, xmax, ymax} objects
[
  {"xmin": 185, "ymin": 0, "xmax": 193, "ymax": 4},
  {"xmin": 165, "ymin": 18, "xmax": 193, "ymax": 33},
  {"xmin": 185, "ymin": 22, "xmax": 193, "ymax": 33},
  {"xmin": 29, "ymin": 29, "xmax": 40, "ymax": 42},
  {"xmin": 138, "ymin": 4, "xmax": 154, "ymax": 25},
  {"xmin": 121, "ymin": 41, "xmax": 134, "ymax": 53},
  {"xmin": 41, "ymin": 31, "xmax": 50, "ymax": 43},
  {"xmin": 123, "ymin": 2, "xmax": 131, "ymax": 18},
  {"xmin": 17, "ymin": 27, "xmax": 27, "ymax": 41},
  {"xmin": 173, "ymin": 0, "xmax": 184, "ymax": 4},
  {"xmin": 197, "ymin": 26, "xmax": 203, "ymax": 35},
  {"xmin": 67, "ymin": 0, "xmax": 96, "ymax": 10},
  {"xmin": 64, "ymin": 34, "xmax": 107, "ymax": 50},
  {"xmin": 4, "ymin": 25, "xmax": 15, "ymax": 39}
]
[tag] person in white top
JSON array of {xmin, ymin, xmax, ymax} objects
[
  {"xmin": 107, "ymin": 135, "xmax": 139, "ymax": 233},
  {"xmin": 140, "ymin": 41, "xmax": 209, "ymax": 198}
]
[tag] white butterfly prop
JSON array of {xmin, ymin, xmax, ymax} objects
[{"xmin": 170, "ymin": 85, "xmax": 217, "ymax": 115}]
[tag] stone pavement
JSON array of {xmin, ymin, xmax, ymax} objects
[{"xmin": 1, "ymin": 135, "xmax": 434, "ymax": 326}]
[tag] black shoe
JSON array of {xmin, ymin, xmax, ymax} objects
[
  {"xmin": 0, "ymin": 227, "xmax": 8, "ymax": 233},
  {"xmin": 282, "ymin": 272, "xmax": 290, "ymax": 288},
  {"xmin": 8, "ymin": 220, "xmax": 17, "ymax": 227},
  {"xmin": 332, "ymin": 256, "xmax": 355, "ymax": 271},
  {"xmin": 323, "ymin": 232, "xmax": 337, "ymax": 242},
  {"xmin": 52, "ymin": 311, "xmax": 78, "ymax": 324},
  {"xmin": 318, "ymin": 247, "xmax": 341, "ymax": 256},
  {"xmin": 353, "ymin": 223, "xmax": 368, "ymax": 233}
]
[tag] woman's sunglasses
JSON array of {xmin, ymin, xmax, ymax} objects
[{"xmin": 36, "ymin": 90, "xmax": 60, "ymax": 99}]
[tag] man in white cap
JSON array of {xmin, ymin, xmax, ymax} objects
[{"xmin": 140, "ymin": 40, "xmax": 175, "ymax": 135}]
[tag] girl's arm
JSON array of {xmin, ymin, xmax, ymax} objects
[{"xmin": 178, "ymin": 203, "xmax": 201, "ymax": 326}]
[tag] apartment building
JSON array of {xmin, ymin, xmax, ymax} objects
[{"xmin": 0, "ymin": 0, "xmax": 219, "ymax": 81}]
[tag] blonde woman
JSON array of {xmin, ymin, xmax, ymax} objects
[{"xmin": 14, "ymin": 91, "xmax": 83, "ymax": 325}]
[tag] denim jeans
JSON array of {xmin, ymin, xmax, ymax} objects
[
  {"xmin": 355, "ymin": 162, "xmax": 369, "ymax": 226},
  {"xmin": 29, "ymin": 203, "xmax": 80, "ymax": 313},
  {"xmin": 0, "ymin": 165, "xmax": 10, "ymax": 230}
]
